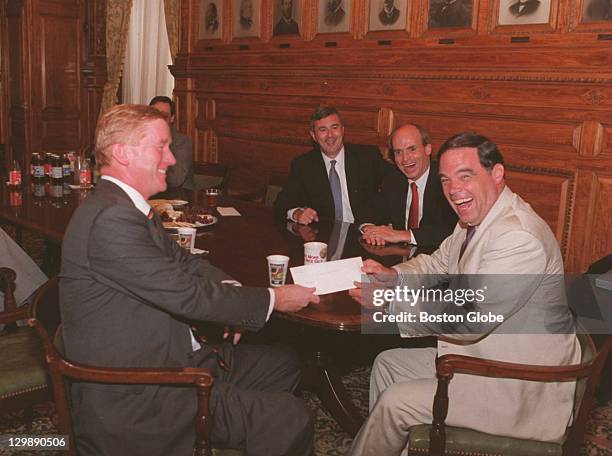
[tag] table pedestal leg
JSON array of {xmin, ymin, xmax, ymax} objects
[{"xmin": 303, "ymin": 350, "xmax": 364, "ymax": 437}]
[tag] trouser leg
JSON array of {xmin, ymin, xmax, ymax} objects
[
  {"xmin": 352, "ymin": 347, "xmax": 438, "ymax": 456},
  {"xmin": 204, "ymin": 343, "xmax": 314, "ymax": 456}
]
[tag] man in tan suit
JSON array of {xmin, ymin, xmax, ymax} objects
[{"xmin": 349, "ymin": 132, "xmax": 580, "ymax": 455}]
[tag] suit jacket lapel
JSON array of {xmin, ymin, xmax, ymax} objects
[
  {"xmin": 312, "ymin": 151, "xmax": 335, "ymax": 216},
  {"xmin": 395, "ymin": 177, "xmax": 409, "ymax": 230}
]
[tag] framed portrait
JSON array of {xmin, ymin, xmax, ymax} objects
[
  {"xmin": 498, "ymin": 0, "xmax": 552, "ymax": 25},
  {"xmin": 569, "ymin": 0, "xmax": 612, "ymax": 31},
  {"xmin": 232, "ymin": 0, "xmax": 262, "ymax": 38},
  {"xmin": 582, "ymin": 0, "xmax": 612, "ymax": 21},
  {"xmin": 272, "ymin": 0, "xmax": 303, "ymax": 37},
  {"xmin": 367, "ymin": 0, "xmax": 410, "ymax": 32},
  {"xmin": 490, "ymin": 0, "xmax": 558, "ymax": 33},
  {"xmin": 428, "ymin": 0, "xmax": 474, "ymax": 28},
  {"xmin": 198, "ymin": 0, "xmax": 223, "ymax": 40},
  {"xmin": 317, "ymin": 0, "xmax": 352, "ymax": 34}
]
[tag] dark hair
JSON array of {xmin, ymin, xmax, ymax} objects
[
  {"xmin": 309, "ymin": 106, "xmax": 343, "ymax": 131},
  {"xmin": 437, "ymin": 132, "xmax": 504, "ymax": 170},
  {"xmin": 148, "ymin": 96, "xmax": 175, "ymax": 117},
  {"xmin": 387, "ymin": 123, "xmax": 431, "ymax": 151}
]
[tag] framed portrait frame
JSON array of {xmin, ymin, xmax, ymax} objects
[
  {"xmin": 363, "ymin": 0, "xmax": 412, "ymax": 37},
  {"xmin": 490, "ymin": 0, "xmax": 559, "ymax": 34},
  {"xmin": 194, "ymin": 0, "xmax": 228, "ymax": 48},
  {"xmin": 268, "ymin": 0, "xmax": 306, "ymax": 39},
  {"xmin": 419, "ymin": 0, "xmax": 480, "ymax": 37},
  {"xmin": 231, "ymin": 0, "xmax": 264, "ymax": 40},
  {"xmin": 312, "ymin": 0, "xmax": 356, "ymax": 38},
  {"xmin": 569, "ymin": 0, "xmax": 612, "ymax": 32}
]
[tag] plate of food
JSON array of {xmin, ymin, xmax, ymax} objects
[
  {"xmin": 160, "ymin": 207, "xmax": 218, "ymax": 230},
  {"xmin": 148, "ymin": 199, "xmax": 189, "ymax": 211}
]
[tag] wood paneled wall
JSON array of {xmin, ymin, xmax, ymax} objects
[
  {"xmin": 0, "ymin": 0, "xmax": 106, "ymax": 171},
  {"xmin": 172, "ymin": 0, "xmax": 611, "ymax": 273}
]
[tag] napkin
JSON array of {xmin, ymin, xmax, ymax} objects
[{"xmin": 217, "ymin": 207, "xmax": 241, "ymax": 216}]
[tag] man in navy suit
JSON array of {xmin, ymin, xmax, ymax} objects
[
  {"xmin": 361, "ymin": 124, "xmax": 457, "ymax": 253},
  {"xmin": 274, "ymin": 105, "xmax": 393, "ymax": 225}
]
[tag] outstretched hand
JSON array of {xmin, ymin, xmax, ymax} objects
[{"xmin": 273, "ymin": 284, "xmax": 320, "ymax": 312}]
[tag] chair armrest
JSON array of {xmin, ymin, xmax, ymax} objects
[
  {"xmin": 436, "ymin": 354, "xmax": 595, "ymax": 383},
  {"xmin": 0, "ymin": 305, "xmax": 31, "ymax": 324}
]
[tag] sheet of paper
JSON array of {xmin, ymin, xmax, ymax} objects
[
  {"xmin": 290, "ymin": 257, "xmax": 363, "ymax": 295},
  {"xmin": 216, "ymin": 207, "xmax": 241, "ymax": 216}
]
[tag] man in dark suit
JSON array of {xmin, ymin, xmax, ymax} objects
[
  {"xmin": 60, "ymin": 104, "xmax": 319, "ymax": 456},
  {"xmin": 274, "ymin": 105, "xmax": 394, "ymax": 225},
  {"xmin": 379, "ymin": 0, "xmax": 401, "ymax": 25},
  {"xmin": 361, "ymin": 124, "xmax": 457, "ymax": 252},
  {"xmin": 149, "ymin": 96, "xmax": 195, "ymax": 190},
  {"xmin": 508, "ymin": 0, "xmax": 541, "ymax": 17}
]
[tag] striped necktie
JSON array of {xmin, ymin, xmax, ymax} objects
[{"xmin": 329, "ymin": 160, "xmax": 343, "ymax": 221}]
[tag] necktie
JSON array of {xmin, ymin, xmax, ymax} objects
[
  {"xmin": 407, "ymin": 182, "xmax": 419, "ymax": 229},
  {"xmin": 329, "ymin": 160, "xmax": 343, "ymax": 221},
  {"xmin": 458, "ymin": 225, "xmax": 476, "ymax": 262}
]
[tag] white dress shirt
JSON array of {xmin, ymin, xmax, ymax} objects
[{"xmin": 101, "ymin": 176, "xmax": 275, "ymax": 351}]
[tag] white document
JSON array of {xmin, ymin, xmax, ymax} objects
[
  {"xmin": 290, "ymin": 257, "xmax": 363, "ymax": 295},
  {"xmin": 216, "ymin": 207, "xmax": 241, "ymax": 216}
]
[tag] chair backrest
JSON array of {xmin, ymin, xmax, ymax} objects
[
  {"xmin": 263, "ymin": 172, "xmax": 287, "ymax": 207},
  {"xmin": 0, "ymin": 267, "xmax": 28, "ymax": 324},
  {"xmin": 29, "ymin": 277, "xmax": 216, "ymax": 456},
  {"xmin": 193, "ymin": 162, "xmax": 230, "ymax": 192}
]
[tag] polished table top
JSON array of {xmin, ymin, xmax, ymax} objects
[{"xmin": 1, "ymin": 179, "xmax": 415, "ymax": 332}]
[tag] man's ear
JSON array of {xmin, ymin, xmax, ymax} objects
[
  {"xmin": 309, "ymin": 130, "xmax": 316, "ymax": 142},
  {"xmin": 491, "ymin": 163, "xmax": 505, "ymax": 184},
  {"xmin": 110, "ymin": 143, "xmax": 130, "ymax": 166},
  {"xmin": 425, "ymin": 144, "xmax": 432, "ymax": 157}
]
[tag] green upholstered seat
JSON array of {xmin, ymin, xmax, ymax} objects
[
  {"xmin": 408, "ymin": 424, "xmax": 562, "ymax": 456},
  {"xmin": 0, "ymin": 326, "xmax": 48, "ymax": 401},
  {"xmin": 212, "ymin": 449, "xmax": 244, "ymax": 456}
]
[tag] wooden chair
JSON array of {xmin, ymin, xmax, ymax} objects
[
  {"xmin": 29, "ymin": 277, "xmax": 217, "ymax": 456},
  {"xmin": 263, "ymin": 172, "xmax": 287, "ymax": 207},
  {"xmin": 193, "ymin": 161, "xmax": 230, "ymax": 192},
  {"xmin": 0, "ymin": 267, "xmax": 50, "ymax": 430},
  {"xmin": 407, "ymin": 332, "xmax": 612, "ymax": 456}
]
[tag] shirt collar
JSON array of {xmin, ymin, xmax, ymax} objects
[
  {"xmin": 101, "ymin": 175, "xmax": 151, "ymax": 216},
  {"xmin": 321, "ymin": 146, "xmax": 346, "ymax": 170},
  {"xmin": 409, "ymin": 163, "xmax": 430, "ymax": 189}
]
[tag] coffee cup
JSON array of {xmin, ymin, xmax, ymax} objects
[
  {"xmin": 304, "ymin": 242, "xmax": 327, "ymax": 265},
  {"xmin": 266, "ymin": 255, "xmax": 289, "ymax": 287},
  {"xmin": 177, "ymin": 227, "xmax": 197, "ymax": 252}
]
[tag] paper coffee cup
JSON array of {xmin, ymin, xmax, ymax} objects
[
  {"xmin": 266, "ymin": 254, "xmax": 289, "ymax": 287},
  {"xmin": 304, "ymin": 242, "xmax": 327, "ymax": 265},
  {"xmin": 177, "ymin": 227, "xmax": 197, "ymax": 252}
]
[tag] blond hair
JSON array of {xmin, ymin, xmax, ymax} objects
[{"xmin": 95, "ymin": 104, "xmax": 169, "ymax": 169}]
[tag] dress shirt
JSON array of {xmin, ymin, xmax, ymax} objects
[
  {"xmin": 288, "ymin": 147, "xmax": 355, "ymax": 223},
  {"xmin": 100, "ymin": 176, "xmax": 275, "ymax": 351},
  {"xmin": 404, "ymin": 165, "xmax": 430, "ymax": 244}
]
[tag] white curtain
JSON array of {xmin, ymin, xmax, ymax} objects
[{"xmin": 122, "ymin": 0, "xmax": 174, "ymax": 105}]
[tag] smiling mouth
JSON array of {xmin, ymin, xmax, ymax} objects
[
  {"xmin": 452, "ymin": 197, "xmax": 473, "ymax": 210},
  {"xmin": 402, "ymin": 162, "xmax": 416, "ymax": 169}
]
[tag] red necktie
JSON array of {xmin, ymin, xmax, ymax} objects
[
  {"xmin": 407, "ymin": 182, "xmax": 419, "ymax": 229},
  {"xmin": 458, "ymin": 225, "xmax": 476, "ymax": 262}
]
